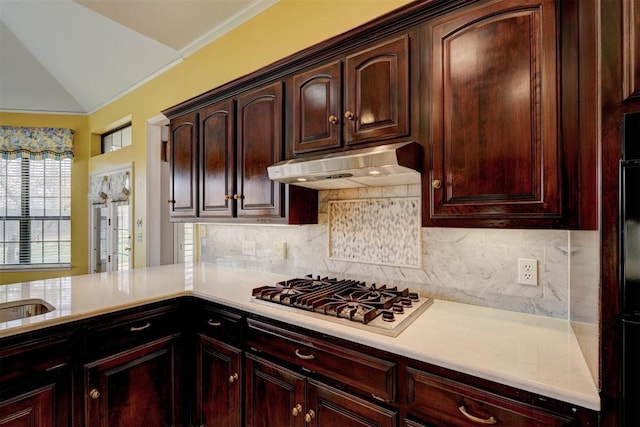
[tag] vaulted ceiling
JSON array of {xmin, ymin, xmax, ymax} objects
[{"xmin": 0, "ymin": 0, "xmax": 277, "ymax": 114}]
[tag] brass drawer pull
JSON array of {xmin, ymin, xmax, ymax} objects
[
  {"xmin": 432, "ymin": 179, "xmax": 442, "ymax": 189},
  {"xmin": 45, "ymin": 362, "xmax": 68, "ymax": 372},
  {"xmin": 129, "ymin": 322, "xmax": 151, "ymax": 332},
  {"xmin": 207, "ymin": 319, "xmax": 222, "ymax": 327},
  {"xmin": 344, "ymin": 111, "xmax": 356, "ymax": 121},
  {"xmin": 295, "ymin": 348, "xmax": 315, "ymax": 360},
  {"xmin": 458, "ymin": 405, "xmax": 497, "ymax": 425},
  {"xmin": 371, "ymin": 393, "xmax": 390, "ymax": 403},
  {"xmin": 229, "ymin": 372, "xmax": 239, "ymax": 383},
  {"xmin": 328, "ymin": 115, "xmax": 339, "ymax": 124}
]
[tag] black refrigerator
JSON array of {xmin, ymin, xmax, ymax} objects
[{"xmin": 621, "ymin": 111, "xmax": 640, "ymax": 427}]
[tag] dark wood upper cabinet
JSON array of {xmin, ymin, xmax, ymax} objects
[
  {"xmin": 345, "ymin": 35, "xmax": 410, "ymax": 146},
  {"xmin": 169, "ymin": 112, "xmax": 198, "ymax": 219},
  {"xmin": 293, "ymin": 61, "xmax": 342, "ymax": 153},
  {"xmin": 236, "ymin": 82, "xmax": 284, "ymax": 219},
  {"xmin": 168, "ymin": 82, "xmax": 317, "ymax": 224},
  {"xmin": 292, "ymin": 35, "xmax": 411, "ymax": 155},
  {"xmin": 424, "ymin": 0, "xmax": 561, "ymax": 226},
  {"xmin": 624, "ymin": 0, "xmax": 640, "ymax": 100},
  {"xmin": 200, "ymin": 99, "xmax": 235, "ymax": 218}
]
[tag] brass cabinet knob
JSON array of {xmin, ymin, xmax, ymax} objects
[
  {"xmin": 224, "ymin": 194, "xmax": 232, "ymax": 200},
  {"xmin": 168, "ymin": 199, "xmax": 175, "ymax": 204},
  {"xmin": 431, "ymin": 179, "xmax": 442, "ymax": 189},
  {"xmin": 344, "ymin": 111, "xmax": 355, "ymax": 121},
  {"xmin": 229, "ymin": 372, "xmax": 239, "ymax": 383},
  {"xmin": 291, "ymin": 403, "xmax": 302, "ymax": 416},
  {"xmin": 328, "ymin": 115, "xmax": 339, "ymax": 124},
  {"xmin": 304, "ymin": 410, "xmax": 315, "ymax": 423},
  {"xmin": 89, "ymin": 388, "xmax": 100, "ymax": 400},
  {"xmin": 233, "ymin": 194, "xmax": 244, "ymax": 200}
]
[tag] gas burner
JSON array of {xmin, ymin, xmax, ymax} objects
[{"xmin": 251, "ymin": 275, "xmax": 433, "ymax": 337}]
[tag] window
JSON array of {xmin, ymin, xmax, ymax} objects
[
  {"xmin": 102, "ymin": 124, "xmax": 132, "ymax": 153},
  {"xmin": 0, "ymin": 157, "xmax": 71, "ymax": 267}
]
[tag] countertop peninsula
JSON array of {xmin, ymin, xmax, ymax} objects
[{"xmin": 0, "ymin": 262, "xmax": 600, "ymax": 411}]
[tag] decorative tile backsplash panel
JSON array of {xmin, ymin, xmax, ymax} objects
[{"xmin": 328, "ymin": 198, "xmax": 420, "ymax": 267}]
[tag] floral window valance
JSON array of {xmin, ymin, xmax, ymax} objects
[{"xmin": 0, "ymin": 126, "xmax": 74, "ymax": 160}]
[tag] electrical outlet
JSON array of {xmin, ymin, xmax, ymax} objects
[
  {"xmin": 242, "ymin": 240, "xmax": 256, "ymax": 256},
  {"xmin": 274, "ymin": 241, "xmax": 287, "ymax": 260},
  {"xmin": 518, "ymin": 258, "xmax": 538, "ymax": 286}
]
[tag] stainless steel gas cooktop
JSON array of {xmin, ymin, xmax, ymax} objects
[{"xmin": 251, "ymin": 275, "xmax": 432, "ymax": 337}]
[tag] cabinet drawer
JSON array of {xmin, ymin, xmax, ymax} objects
[
  {"xmin": 246, "ymin": 318, "xmax": 396, "ymax": 402},
  {"xmin": 0, "ymin": 332, "xmax": 72, "ymax": 388},
  {"xmin": 85, "ymin": 304, "xmax": 181, "ymax": 359},
  {"xmin": 195, "ymin": 304, "xmax": 243, "ymax": 346},
  {"xmin": 406, "ymin": 368, "xmax": 572, "ymax": 426}
]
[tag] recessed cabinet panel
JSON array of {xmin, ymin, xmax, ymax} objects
[
  {"xmin": 345, "ymin": 35, "xmax": 409, "ymax": 145},
  {"xmin": 200, "ymin": 100, "xmax": 235, "ymax": 218},
  {"xmin": 237, "ymin": 82, "xmax": 284, "ymax": 218},
  {"xmin": 293, "ymin": 61, "xmax": 342, "ymax": 153},
  {"xmin": 624, "ymin": 0, "xmax": 640, "ymax": 100},
  {"xmin": 84, "ymin": 336, "xmax": 180, "ymax": 427},
  {"xmin": 426, "ymin": 0, "xmax": 561, "ymax": 224},
  {"xmin": 196, "ymin": 335, "xmax": 242, "ymax": 427},
  {"xmin": 169, "ymin": 112, "xmax": 198, "ymax": 218},
  {"xmin": 307, "ymin": 379, "xmax": 397, "ymax": 427},
  {"xmin": 0, "ymin": 386, "xmax": 55, "ymax": 427},
  {"xmin": 245, "ymin": 354, "xmax": 305, "ymax": 427}
]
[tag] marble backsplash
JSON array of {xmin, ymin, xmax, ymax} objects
[{"xmin": 199, "ymin": 184, "xmax": 599, "ymax": 321}]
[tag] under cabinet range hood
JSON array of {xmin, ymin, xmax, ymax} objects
[{"xmin": 267, "ymin": 142, "xmax": 422, "ymax": 190}]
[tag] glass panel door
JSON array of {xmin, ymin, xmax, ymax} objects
[
  {"xmin": 113, "ymin": 201, "xmax": 131, "ymax": 271},
  {"xmin": 91, "ymin": 205, "xmax": 108, "ymax": 273}
]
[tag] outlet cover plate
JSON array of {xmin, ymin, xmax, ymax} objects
[{"xmin": 518, "ymin": 258, "xmax": 538, "ymax": 286}]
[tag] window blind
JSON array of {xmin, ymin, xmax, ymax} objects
[{"xmin": 0, "ymin": 157, "xmax": 71, "ymax": 266}]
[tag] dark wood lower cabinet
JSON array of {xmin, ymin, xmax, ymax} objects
[
  {"xmin": 244, "ymin": 353, "xmax": 397, "ymax": 427},
  {"xmin": 307, "ymin": 379, "xmax": 397, "ymax": 427},
  {"xmin": 195, "ymin": 334, "xmax": 242, "ymax": 427},
  {"xmin": 0, "ymin": 298, "xmax": 598, "ymax": 427},
  {"xmin": 83, "ymin": 334, "xmax": 182, "ymax": 427},
  {"xmin": 245, "ymin": 353, "xmax": 305, "ymax": 427},
  {"xmin": 0, "ymin": 385, "xmax": 55, "ymax": 427}
]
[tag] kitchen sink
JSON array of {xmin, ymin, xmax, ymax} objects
[{"xmin": 0, "ymin": 299, "xmax": 55, "ymax": 322}]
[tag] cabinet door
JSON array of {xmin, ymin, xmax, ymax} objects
[
  {"xmin": 0, "ymin": 385, "xmax": 54, "ymax": 427},
  {"xmin": 84, "ymin": 336, "xmax": 181, "ymax": 427},
  {"xmin": 426, "ymin": 0, "xmax": 561, "ymax": 224},
  {"xmin": 293, "ymin": 61, "xmax": 342, "ymax": 154},
  {"xmin": 345, "ymin": 35, "xmax": 410, "ymax": 145},
  {"xmin": 0, "ymin": 332, "xmax": 72, "ymax": 427},
  {"xmin": 236, "ymin": 82, "xmax": 284, "ymax": 219},
  {"xmin": 170, "ymin": 111, "xmax": 199, "ymax": 218},
  {"xmin": 307, "ymin": 379, "xmax": 397, "ymax": 427},
  {"xmin": 196, "ymin": 334, "xmax": 242, "ymax": 427},
  {"xmin": 200, "ymin": 99, "xmax": 235, "ymax": 218},
  {"xmin": 245, "ymin": 354, "xmax": 305, "ymax": 427}
]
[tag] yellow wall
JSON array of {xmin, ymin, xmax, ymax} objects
[
  {"xmin": 2, "ymin": 0, "xmax": 412, "ymax": 282},
  {"xmin": 0, "ymin": 113, "xmax": 90, "ymax": 285}
]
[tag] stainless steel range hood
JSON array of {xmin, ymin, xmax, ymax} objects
[{"xmin": 267, "ymin": 141, "xmax": 422, "ymax": 190}]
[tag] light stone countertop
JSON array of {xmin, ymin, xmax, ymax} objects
[{"xmin": 0, "ymin": 262, "xmax": 600, "ymax": 411}]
